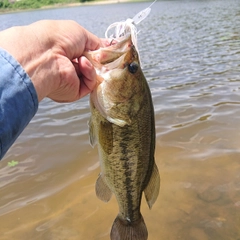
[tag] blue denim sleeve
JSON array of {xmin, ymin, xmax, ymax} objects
[{"xmin": 0, "ymin": 48, "xmax": 38, "ymax": 160}]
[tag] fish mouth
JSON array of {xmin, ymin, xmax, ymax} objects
[{"xmin": 84, "ymin": 34, "xmax": 133, "ymax": 73}]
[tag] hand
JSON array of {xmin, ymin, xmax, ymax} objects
[{"xmin": 0, "ymin": 20, "xmax": 103, "ymax": 102}]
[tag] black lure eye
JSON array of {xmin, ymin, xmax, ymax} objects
[{"xmin": 128, "ymin": 62, "xmax": 138, "ymax": 74}]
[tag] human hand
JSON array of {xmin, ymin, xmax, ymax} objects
[{"xmin": 0, "ymin": 20, "xmax": 103, "ymax": 102}]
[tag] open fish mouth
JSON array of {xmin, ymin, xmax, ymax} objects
[{"xmin": 84, "ymin": 34, "xmax": 133, "ymax": 74}]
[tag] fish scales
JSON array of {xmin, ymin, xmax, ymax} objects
[{"xmin": 92, "ymin": 96, "xmax": 153, "ymax": 218}]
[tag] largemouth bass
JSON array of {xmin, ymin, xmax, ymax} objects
[{"xmin": 85, "ymin": 34, "xmax": 160, "ymax": 240}]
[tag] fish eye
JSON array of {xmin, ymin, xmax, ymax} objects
[{"xmin": 128, "ymin": 62, "xmax": 138, "ymax": 74}]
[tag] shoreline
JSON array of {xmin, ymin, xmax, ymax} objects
[
  {"xmin": 0, "ymin": 0, "xmax": 150, "ymax": 14},
  {"xmin": 42, "ymin": 0, "xmax": 149, "ymax": 9}
]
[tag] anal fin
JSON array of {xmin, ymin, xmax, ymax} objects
[{"xmin": 144, "ymin": 163, "xmax": 160, "ymax": 209}]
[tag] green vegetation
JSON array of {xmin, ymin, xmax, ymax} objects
[
  {"xmin": 0, "ymin": 0, "xmax": 94, "ymax": 11},
  {"xmin": 8, "ymin": 160, "xmax": 19, "ymax": 167}
]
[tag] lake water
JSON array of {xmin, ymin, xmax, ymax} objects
[{"xmin": 0, "ymin": 0, "xmax": 240, "ymax": 239}]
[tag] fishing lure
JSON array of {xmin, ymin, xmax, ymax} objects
[{"xmin": 105, "ymin": 0, "xmax": 157, "ymax": 55}]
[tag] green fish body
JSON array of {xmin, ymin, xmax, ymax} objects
[{"xmin": 86, "ymin": 36, "xmax": 160, "ymax": 240}]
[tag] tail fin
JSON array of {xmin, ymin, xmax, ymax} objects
[{"xmin": 110, "ymin": 214, "xmax": 148, "ymax": 240}]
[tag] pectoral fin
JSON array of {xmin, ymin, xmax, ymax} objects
[
  {"xmin": 88, "ymin": 118, "xmax": 97, "ymax": 147},
  {"xmin": 95, "ymin": 174, "xmax": 112, "ymax": 202},
  {"xmin": 144, "ymin": 163, "xmax": 160, "ymax": 209}
]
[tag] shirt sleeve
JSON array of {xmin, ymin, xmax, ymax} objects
[{"xmin": 0, "ymin": 48, "xmax": 39, "ymax": 160}]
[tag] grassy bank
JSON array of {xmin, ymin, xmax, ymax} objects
[
  {"xmin": 0, "ymin": 0, "xmax": 148, "ymax": 13},
  {"xmin": 0, "ymin": 0, "xmax": 91, "ymax": 12}
]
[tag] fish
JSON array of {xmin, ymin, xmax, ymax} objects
[{"xmin": 84, "ymin": 33, "xmax": 160, "ymax": 240}]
